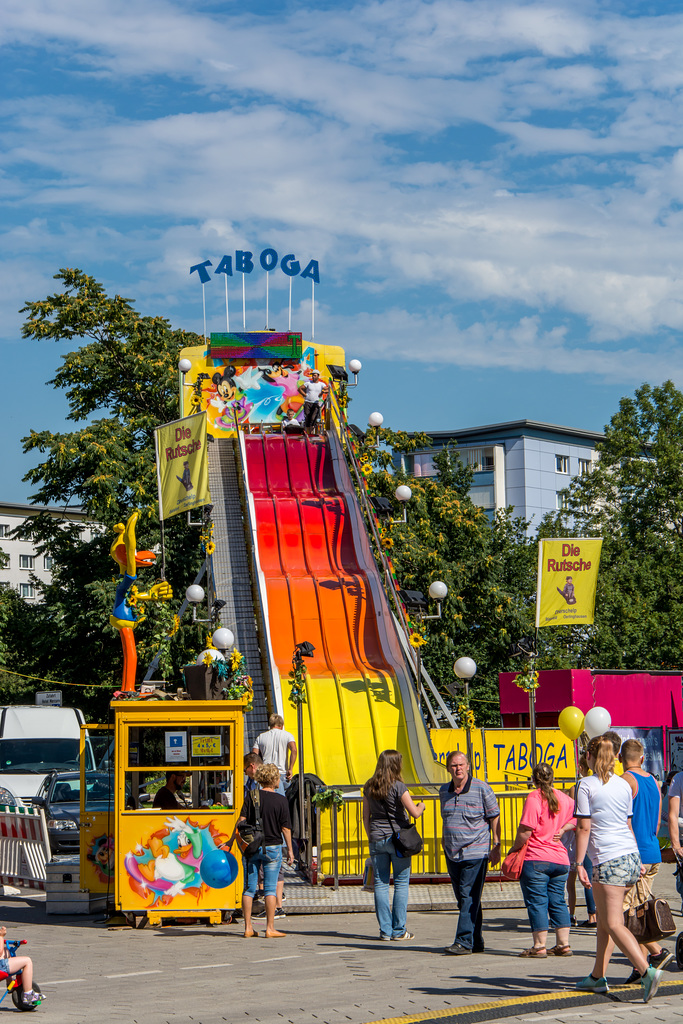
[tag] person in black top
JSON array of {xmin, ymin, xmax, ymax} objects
[
  {"xmin": 153, "ymin": 771, "xmax": 188, "ymax": 809},
  {"xmin": 230, "ymin": 762, "xmax": 294, "ymax": 938}
]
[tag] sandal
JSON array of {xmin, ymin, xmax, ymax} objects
[
  {"xmin": 518, "ymin": 946, "xmax": 548, "ymax": 957},
  {"xmin": 570, "ymin": 916, "xmax": 578, "ymax": 926},
  {"xmin": 549, "ymin": 944, "xmax": 572, "ymax": 956}
]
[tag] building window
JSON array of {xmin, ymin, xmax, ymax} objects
[
  {"xmin": 578, "ymin": 458, "xmax": 591, "ymax": 476},
  {"xmin": 0, "ymin": 525, "xmax": 8, "ymax": 538},
  {"xmin": 19, "ymin": 555, "xmax": 34, "ymax": 570},
  {"xmin": 470, "ymin": 484, "xmax": 495, "ymax": 509},
  {"xmin": 43, "ymin": 556, "xmax": 53, "ymax": 571},
  {"xmin": 19, "ymin": 584, "xmax": 35, "ymax": 599},
  {"xmin": 412, "ymin": 453, "xmax": 437, "ymax": 478},
  {"xmin": 555, "ymin": 455, "xmax": 569, "ymax": 474},
  {"xmin": 556, "ymin": 492, "xmax": 568, "ymax": 510}
]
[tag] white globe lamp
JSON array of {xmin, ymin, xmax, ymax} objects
[
  {"xmin": 196, "ymin": 649, "xmax": 225, "ymax": 665},
  {"xmin": 454, "ymin": 656, "xmax": 477, "ymax": 680},
  {"xmin": 212, "ymin": 627, "xmax": 235, "ymax": 651},
  {"xmin": 429, "ymin": 581, "xmax": 448, "ymax": 601},
  {"xmin": 368, "ymin": 412, "xmax": 384, "ymax": 428},
  {"xmin": 395, "ymin": 485, "xmax": 412, "ymax": 503},
  {"xmin": 349, "ymin": 359, "xmax": 362, "ymax": 374},
  {"xmin": 186, "ymin": 584, "xmax": 205, "ymax": 604},
  {"xmin": 179, "ymin": 358, "xmax": 192, "ymax": 374}
]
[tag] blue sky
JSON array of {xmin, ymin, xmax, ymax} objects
[{"xmin": 3, "ymin": 0, "xmax": 683, "ymax": 501}]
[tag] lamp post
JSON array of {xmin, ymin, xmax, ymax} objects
[
  {"xmin": 347, "ymin": 359, "xmax": 362, "ymax": 387},
  {"xmin": 291, "ymin": 641, "xmax": 315, "ymax": 852},
  {"xmin": 367, "ymin": 411, "xmax": 383, "ymax": 448},
  {"xmin": 454, "ymin": 656, "xmax": 476, "ymax": 766}
]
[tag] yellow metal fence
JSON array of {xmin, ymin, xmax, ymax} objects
[{"xmin": 315, "ymin": 788, "xmax": 545, "ymax": 885}]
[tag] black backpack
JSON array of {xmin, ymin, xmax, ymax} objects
[{"xmin": 236, "ymin": 789, "xmax": 267, "ymax": 859}]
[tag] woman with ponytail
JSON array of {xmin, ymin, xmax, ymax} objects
[
  {"xmin": 574, "ymin": 735, "xmax": 661, "ymax": 1003},
  {"xmin": 507, "ymin": 763, "xmax": 575, "ymax": 957}
]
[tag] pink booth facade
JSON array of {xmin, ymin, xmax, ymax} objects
[
  {"xmin": 499, "ymin": 669, "xmax": 683, "ymax": 776},
  {"xmin": 499, "ymin": 669, "xmax": 683, "ymax": 731}
]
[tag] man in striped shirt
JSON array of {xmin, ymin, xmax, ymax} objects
[{"xmin": 439, "ymin": 751, "xmax": 500, "ymax": 955}]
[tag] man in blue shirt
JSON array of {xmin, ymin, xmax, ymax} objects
[{"xmin": 439, "ymin": 751, "xmax": 500, "ymax": 955}]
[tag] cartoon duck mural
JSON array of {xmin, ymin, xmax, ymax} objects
[
  {"xmin": 124, "ymin": 815, "xmax": 237, "ymax": 908},
  {"xmin": 109, "ymin": 511, "xmax": 173, "ymax": 691}
]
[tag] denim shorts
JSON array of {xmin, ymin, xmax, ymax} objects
[
  {"xmin": 243, "ymin": 845, "xmax": 283, "ymax": 898},
  {"xmin": 0, "ymin": 958, "xmax": 11, "ymax": 975},
  {"xmin": 596, "ymin": 852, "xmax": 641, "ymax": 887}
]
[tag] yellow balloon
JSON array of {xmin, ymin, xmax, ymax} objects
[{"xmin": 558, "ymin": 706, "xmax": 585, "ymax": 741}]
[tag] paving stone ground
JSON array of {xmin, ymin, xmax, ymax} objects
[{"xmin": 2, "ymin": 866, "xmax": 681, "ymax": 1024}]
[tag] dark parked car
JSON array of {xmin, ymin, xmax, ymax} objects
[{"xmin": 33, "ymin": 771, "xmax": 114, "ymax": 855}]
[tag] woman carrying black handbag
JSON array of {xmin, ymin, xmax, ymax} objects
[{"xmin": 362, "ymin": 750, "xmax": 425, "ymax": 941}]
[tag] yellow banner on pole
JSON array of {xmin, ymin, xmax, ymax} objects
[
  {"xmin": 536, "ymin": 537, "xmax": 603, "ymax": 628},
  {"xmin": 155, "ymin": 412, "xmax": 211, "ymax": 520}
]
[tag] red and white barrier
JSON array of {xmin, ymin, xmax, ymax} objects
[{"xmin": 0, "ymin": 806, "xmax": 50, "ymax": 890}]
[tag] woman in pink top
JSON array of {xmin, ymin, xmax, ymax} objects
[{"xmin": 507, "ymin": 763, "xmax": 576, "ymax": 957}]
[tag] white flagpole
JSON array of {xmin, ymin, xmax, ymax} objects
[
  {"xmin": 266, "ymin": 270, "xmax": 269, "ymax": 329},
  {"xmin": 202, "ymin": 283, "xmax": 207, "ymax": 341},
  {"xmin": 288, "ymin": 277, "xmax": 292, "ymax": 331},
  {"xmin": 242, "ymin": 273, "xmax": 246, "ymax": 329},
  {"xmin": 311, "ymin": 280, "xmax": 315, "ymax": 340},
  {"xmin": 224, "ymin": 274, "xmax": 230, "ymax": 333}
]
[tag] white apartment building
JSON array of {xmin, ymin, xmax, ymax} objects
[{"xmin": 0, "ymin": 502, "xmax": 98, "ymax": 600}]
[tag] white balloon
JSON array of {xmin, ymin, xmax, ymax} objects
[
  {"xmin": 454, "ymin": 656, "xmax": 477, "ymax": 679},
  {"xmin": 196, "ymin": 649, "xmax": 225, "ymax": 665},
  {"xmin": 349, "ymin": 359, "xmax": 362, "ymax": 374},
  {"xmin": 368, "ymin": 411, "xmax": 384, "ymax": 427},
  {"xmin": 394, "ymin": 485, "xmax": 412, "ymax": 503},
  {"xmin": 583, "ymin": 706, "xmax": 611, "ymax": 739},
  {"xmin": 212, "ymin": 627, "xmax": 234, "ymax": 650},
  {"xmin": 428, "ymin": 581, "xmax": 448, "ymax": 601}
]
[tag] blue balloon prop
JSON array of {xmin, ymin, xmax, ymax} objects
[{"xmin": 200, "ymin": 849, "xmax": 238, "ymax": 890}]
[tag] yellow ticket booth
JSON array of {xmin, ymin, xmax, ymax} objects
[{"xmin": 103, "ymin": 698, "xmax": 246, "ymax": 926}]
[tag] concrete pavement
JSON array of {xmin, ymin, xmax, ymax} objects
[{"xmin": 1, "ymin": 864, "xmax": 681, "ymax": 1024}]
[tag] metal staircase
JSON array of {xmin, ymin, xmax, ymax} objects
[{"xmin": 208, "ymin": 438, "xmax": 270, "ymax": 748}]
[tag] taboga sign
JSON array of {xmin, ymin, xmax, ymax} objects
[{"xmin": 190, "ymin": 249, "xmax": 320, "ymax": 284}]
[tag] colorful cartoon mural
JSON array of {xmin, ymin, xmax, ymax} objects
[
  {"xmin": 192, "ymin": 348, "xmax": 323, "ymax": 434},
  {"xmin": 123, "ymin": 815, "xmax": 238, "ymax": 909},
  {"xmin": 87, "ymin": 833, "xmax": 115, "ymax": 885}
]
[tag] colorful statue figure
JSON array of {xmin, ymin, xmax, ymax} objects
[{"xmin": 110, "ymin": 511, "xmax": 173, "ymax": 691}]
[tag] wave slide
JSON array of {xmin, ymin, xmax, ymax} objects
[{"xmin": 239, "ymin": 427, "xmax": 445, "ymax": 786}]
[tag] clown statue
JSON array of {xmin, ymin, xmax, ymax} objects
[{"xmin": 110, "ymin": 511, "xmax": 173, "ymax": 691}]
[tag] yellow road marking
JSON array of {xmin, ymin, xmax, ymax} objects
[{"xmin": 365, "ymin": 977, "xmax": 683, "ymax": 1024}]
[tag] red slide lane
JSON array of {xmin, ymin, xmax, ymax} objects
[{"xmin": 245, "ymin": 433, "xmax": 422, "ymax": 784}]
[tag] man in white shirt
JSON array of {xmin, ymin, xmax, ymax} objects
[
  {"xmin": 252, "ymin": 714, "xmax": 297, "ymax": 795},
  {"xmin": 298, "ymin": 370, "xmax": 328, "ymax": 435}
]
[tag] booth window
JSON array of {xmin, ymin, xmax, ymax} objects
[{"xmin": 123, "ymin": 723, "xmax": 234, "ymax": 811}]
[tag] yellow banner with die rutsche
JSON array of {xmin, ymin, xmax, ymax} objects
[
  {"xmin": 536, "ymin": 538, "xmax": 603, "ymax": 628},
  {"xmin": 155, "ymin": 411, "xmax": 211, "ymax": 520}
]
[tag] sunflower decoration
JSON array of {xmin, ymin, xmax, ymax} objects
[
  {"xmin": 514, "ymin": 666, "xmax": 540, "ymax": 693},
  {"xmin": 409, "ymin": 632, "xmax": 427, "ymax": 649}
]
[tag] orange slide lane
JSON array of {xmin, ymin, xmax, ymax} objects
[{"xmin": 243, "ymin": 432, "xmax": 433, "ymax": 785}]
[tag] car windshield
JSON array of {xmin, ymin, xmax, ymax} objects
[
  {"xmin": 0, "ymin": 738, "xmax": 80, "ymax": 773},
  {"xmin": 50, "ymin": 772, "xmax": 114, "ymax": 806}
]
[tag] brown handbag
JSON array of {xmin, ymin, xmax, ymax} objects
[{"xmin": 624, "ymin": 898, "xmax": 676, "ymax": 943}]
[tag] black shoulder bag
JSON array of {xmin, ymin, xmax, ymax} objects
[
  {"xmin": 236, "ymin": 789, "xmax": 267, "ymax": 859},
  {"xmin": 385, "ymin": 792, "xmax": 423, "ymax": 858}
]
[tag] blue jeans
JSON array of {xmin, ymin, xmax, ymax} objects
[
  {"xmin": 581, "ymin": 855, "xmax": 596, "ymax": 916},
  {"xmin": 243, "ymin": 845, "xmax": 283, "ymax": 898},
  {"xmin": 369, "ymin": 837, "xmax": 411, "ymax": 938},
  {"xmin": 446, "ymin": 855, "xmax": 488, "ymax": 950},
  {"xmin": 520, "ymin": 860, "xmax": 571, "ymax": 933}
]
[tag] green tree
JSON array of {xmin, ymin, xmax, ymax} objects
[
  {"xmin": 541, "ymin": 380, "xmax": 683, "ymax": 671},
  {"xmin": 360, "ymin": 431, "xmax": 538, "ymax": 724},
  {"xmin": 3, "ymin": 269, "xmax": 208, "ymax": 715}
]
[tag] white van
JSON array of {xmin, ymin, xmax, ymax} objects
[{"xmin": 0, "ymin": 706, "xmax": 94, "ymax": 800}]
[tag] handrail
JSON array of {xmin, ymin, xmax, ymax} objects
[{"xmin": 326, "ymin": 387, "xmax": 456, "ymax": 727}]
